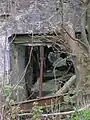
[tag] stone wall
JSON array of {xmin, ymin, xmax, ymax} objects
[{"xmin": 0, "ymin": 0, "xmax": 82, "ymax": 34}]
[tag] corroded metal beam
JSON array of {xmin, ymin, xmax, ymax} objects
[{"xmin": 11, "ymin": 95, "xmax": 63, "ymax": 111}]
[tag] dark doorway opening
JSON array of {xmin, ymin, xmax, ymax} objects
[{"xmin": 24, "ymin": 45, "xmax": 75, "ymax": 99}]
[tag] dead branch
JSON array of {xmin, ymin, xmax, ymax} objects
[
  {"xmin": 17, "ymin": 103, "xmax": 90, "ymax": 117},
  {"xmin": 55, "ymin": 75, "xmax": 76, "ymax": 96}
]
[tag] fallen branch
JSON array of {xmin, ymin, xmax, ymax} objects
[
  {"xmin": 17, "ymin": 103, "xmax": 90, "ymax": 117},
  {"xmin": 55, "ymin": 75, "xmax": 76, "ymax": 96}
]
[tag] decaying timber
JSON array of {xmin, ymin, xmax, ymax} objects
[{"xmin": 55, "ymin": 75, "xmax": 76, "ymax": 96}]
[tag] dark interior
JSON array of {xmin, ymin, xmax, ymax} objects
[{"xmin": 24, "ymin": 45, "xmax": 75, "ymax": 99}]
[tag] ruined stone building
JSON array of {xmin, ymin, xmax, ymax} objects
[{"xmin": 0, "ymin": 0, "xmax": 82, "ymax": 101}]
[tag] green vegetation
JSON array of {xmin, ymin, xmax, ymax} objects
[
  {"xmin": 32, "ymin": 102, "xmax": 43, "ymax": 120},
  {"xmin": 67, "ymin": 109, "xmax": 90, "ymax": 120}
]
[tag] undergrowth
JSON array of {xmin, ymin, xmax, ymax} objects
[{"xmin": 67, "ymin": 109, "xmax": 90, "ymax": 120}]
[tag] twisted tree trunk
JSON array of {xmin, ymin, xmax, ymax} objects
[{"xmin": 61, "ymin": 23, "xmax": 90, "ymax": 106}]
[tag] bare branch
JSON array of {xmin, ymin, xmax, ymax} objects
[{"xmin": 61, "ymin": 25, "xmax": 88, "ymax": 50}]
